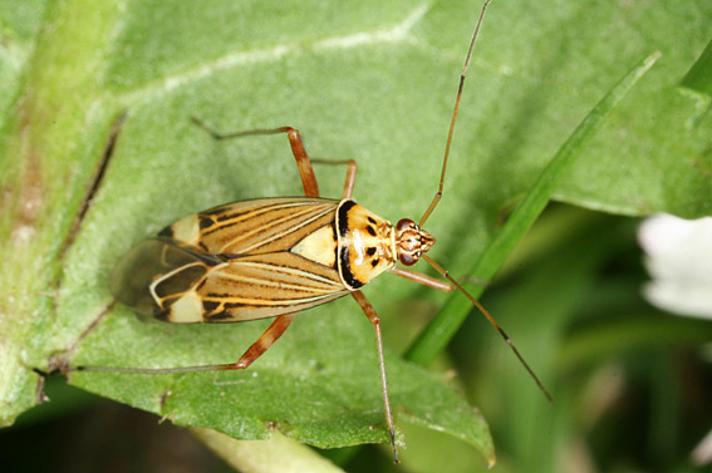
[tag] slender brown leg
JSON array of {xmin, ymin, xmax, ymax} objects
[
  {"xmin": 351, "ymin": 290, "xmax": 399, "ymax": 463},
  {"xmin": 420, "ymin": 254, "xmax": 554, "ymax": 401},
  {"xmin": 191, "ymin": 118, "xmax": 319, "ymax": 197},
  {"xmin": 74, "ymin": 314, "xmax": 297, "ymax": 375},
  {"xmin": 395, "ymin": 262, "xmax": 554, "ymax": 401},
  {"xmin": 230, "ymin": 314, "xmax": 296, "ymax": 369},
  {"xmin": 418, "ymin": 0, "xmax": 494, "ymax": 226},
  {"xmin": 311, "ymin": 159, "xmax": 357, "ymax": 199}
]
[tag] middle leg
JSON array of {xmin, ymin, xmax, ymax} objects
[
  {"xmin": 191, "ymin": 118, "xmax": 360, "ymax": 200},
  {"xmin": 312, "ymin": 159, "xmax": 358, "ymax": 199},
  {"xmin": 191, "ymin": 118, "xmax": 320, "ymax": 197}
]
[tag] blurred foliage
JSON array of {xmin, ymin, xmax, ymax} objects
[{"xmin": 1, "ymin": 0, "xmax": 711, "ymax": 472}]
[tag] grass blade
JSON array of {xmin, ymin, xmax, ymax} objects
[{"xmin": 681, "ymin": 39, "xmax": 712, "ymax": 96}]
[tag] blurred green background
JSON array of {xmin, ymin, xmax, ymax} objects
[{"xmin": 1, "ymin": 0, "xmax": 710, "ymax": 472}]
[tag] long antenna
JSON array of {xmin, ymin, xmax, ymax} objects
[
  {"xmin": 419, "ymin": 0, "xmax": 494, "ymax": 227},
  {"xmin": 422, "ymin": 255, "xmax": 553, "ymax": 402}
]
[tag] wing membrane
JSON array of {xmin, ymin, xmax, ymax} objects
[{"xmin": 111, "ymin": 239, "xmax": 221, "ymax": 318}]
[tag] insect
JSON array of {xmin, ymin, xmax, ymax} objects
[{"xmin": 87, "ymin": 0, "xmax": 551, "ymax": 462}]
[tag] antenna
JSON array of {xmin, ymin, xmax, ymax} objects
[
  {"xmin": 419, "ymin": 0, "xmax": 494, "ymax": 227},
  {"xmin": 422, "ymin": 255, "xmax": 553, "ymax": 402}
]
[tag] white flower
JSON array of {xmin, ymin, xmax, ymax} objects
[{"xmin": 638, "ymin": 214, "xmax": 712, "ymax": 319}]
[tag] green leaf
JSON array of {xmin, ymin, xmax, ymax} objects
[
  {"xmin": 1, "ymin": 0, "xmax": 709, "ymax": 463},
  {"xmin": 68, "ymin": 303, "xmax": 493, "ymax": 459},
  {"xmin": 0, "ymin": 0, "xmax": 47, "ymax": 122},
  {"xmin": 0, "ymin": 0, "xmax": 126, "ymax": 426}
]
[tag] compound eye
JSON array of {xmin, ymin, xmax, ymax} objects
[
  {"xmin": 396, "ymin": 218, "xmax": 416, "ymax": 232},
  {"xmin": 399, "ymin": 252, "xmax": 417, "ymax": 266}
]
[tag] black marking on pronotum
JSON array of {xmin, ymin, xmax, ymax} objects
[
  {"xmin": 366, "ymin": 247, "xmax": 377, "ymax": 256},
  {"xmin": 339, "ymin": 245, "xmax": 363, "ymax": 289},
  {"xmin": 367, "ymin": 226, "xmax": 376, "ymax": 236},
  {"xmin": 337, "ymin": 199, "xmax": 356, "ymax": 236},
  {"xmin": 336, "ymin": 199, "xmax": 363, "ymax": 289},
  {"xmin": 329, "ymin": 221, "xmax": 339, "ymax": 269}
]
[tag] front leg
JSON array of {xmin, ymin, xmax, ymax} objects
[
  {"xmin": 350, "ymin": 290, "xmax": 398, "ymax": 463},
  {"xmin": 312, "ymin": 159, "xmax": 357, "ymax": 199}
]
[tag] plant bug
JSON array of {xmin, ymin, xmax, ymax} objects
[{"xmin": 81, "ymin": 0, "xmax": 552, "ymax": 462}]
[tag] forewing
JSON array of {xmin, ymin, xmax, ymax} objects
[
  {"xmin": 112, "ymin": 239, "xmax": 348, "ymax": 323},
  {"xmin": 161, "ymin": 197, "xmax": 339, "ymax": 255},
  {"xmin": 198, "ymin": 252, "xmax": 348, "ymax": 322}
]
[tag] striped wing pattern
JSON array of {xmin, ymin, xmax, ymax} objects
[
  {"xmin": 197, "ymin": 252, "xmax": 347, "ymax": 322},
  {"xmin": 115, "ymin": 198, "xmax": 348, "ymax": 323},
  {"xmin": 173, "ymin": 197, "xmax": 339, "ymax": 255}
]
